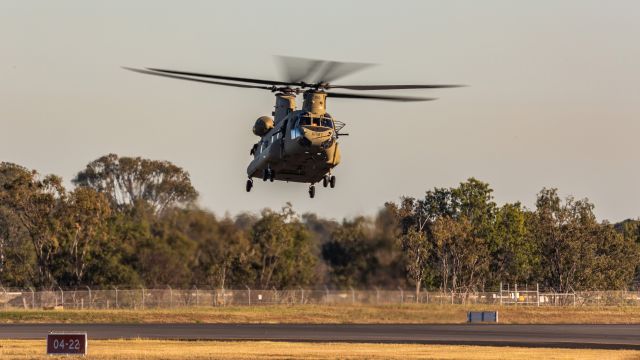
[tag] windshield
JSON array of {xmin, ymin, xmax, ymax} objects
[
  {"xmin": 298, "ymin": 114, "xmax": 333, "ymax": 128},
  {"xmin": 320, "ymin": 115, "xmax": 333, "ymax": 128},
  {"xmin": 298, "ymin": 115, "xmax": 312, "ymax": 126}
]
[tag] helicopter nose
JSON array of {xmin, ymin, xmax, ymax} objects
[{"xmin": 300, "ymin": 128, "xmax": 332, "ymax": 148}]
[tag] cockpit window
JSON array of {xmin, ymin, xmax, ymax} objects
[
  {"xmin": 320, "ymin": 117, "xmax": 333, "ymax": 128},
  {"xmin": 297, "ymin": 113, "xmax": 333, "ymax": 128},
  {"xmin": 298, "ymin": 115, "xmax": 312, "ymax": 126}
]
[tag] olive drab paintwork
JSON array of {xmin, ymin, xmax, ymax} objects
[
  {"xmin": 123, "ymin": 57, "xmax": 462, "ymax": 198},
  {"xmin": 247, "ymin": 91, "xmax": 341, "ymax": 184}
]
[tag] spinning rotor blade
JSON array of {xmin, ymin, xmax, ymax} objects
[
  {"xmin": 314, "ymin": 61, "xmax": 374, "ymax": 83},
  {"xmin": 328, "ymin": 84, "xmax": 465, "ymax": 90},
  {"xmin": 123, "ymin": 67, "xmax": 274, "ymax": 90},
  {"xmin": 276, "ymin": 56, "xmax": 374, "ymax": 84},
  {"xmin": 146, "ymin": 67, "xmax": 295, "ymax": 86},
  {"xmin": 326, "ymin": 92, "xmax": 436, "ymax": 102},
  {"xmin": 277, "ymin": 56, "xmax": 323, "ymax": 83}
]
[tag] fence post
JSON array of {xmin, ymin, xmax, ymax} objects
[
  {"xmin": 536, "ymin": 283, "xmax": 540, "ymax": 307},
  {"xmin": 299, "ymin": 287, "xmax": 304, "ymax": 304},
  {"xmin": 141, "ymin": 286, "xmax": 145, "ymax": 310},
  {"xmin": 397, "ymin": 287, "xmax": 404, "ymax": 305},
  {"xmin": 515, "ymin": 283, "xmax": 518, "ymax": 306},
  {"xmin": 194, "ymin": 286, "xmax": 199, "ymax": 307},
  {"xmin": 58, "ymin": 286, "xmax": 64, "ymax": 308},
  {"xmin": 1, "ymin": 285, "xmax": 6, "ymax": 310},
  {"xmin": 167, "ymin": 285, "xmax": 172, "ymax": 308},
  {"xmin": 30, "ymin": 287, "xmax": 35, "ymax": 309},
  {"xmin": 86, "ymin": 286, "xmax": 92, "ymax": 309},
  {"xmin": 113, "ymin": 286, "xmax": 118, "ymax": 309},
  {"xmin": 499, "ymin": 282, "xmax": 502, "ymax": 306},
  {"xmin": 245, "ymin": 285, "xmax": 251, "ymax": 306},
  {"xmin": 350, "ymin": 287, "xmax": 355, "ymax": 304},
  {"xmin": 324, "ymin": 285, "xmax": 329, "ymax": 305},
  {"xmin": 375, "ymin": 287, "xmax": 380, "ymax": 305}
]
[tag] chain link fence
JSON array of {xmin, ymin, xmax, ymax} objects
[{"xmin": 1, "ymin": 286, "xmax": 638, "ymax": 309}]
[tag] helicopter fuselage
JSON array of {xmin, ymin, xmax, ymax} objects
[{"xmin": 247, "ymin": 109, "xmax": 341, "ymax": 184}]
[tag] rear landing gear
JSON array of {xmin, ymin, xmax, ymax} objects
[
  {"xmin": 246, "ymin": 179, "xmax": 253, "ymax": 192},
  {"xmin": 309, "ymin": 184, "xmax": 315, "ymax": 198},
  {"xmin": 322, "ymin": 175, "xmax": 336, "ymax": 188}
]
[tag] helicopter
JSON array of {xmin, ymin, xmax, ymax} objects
[{"xmin": 124, "ymin": 57, "xmax": 462, "ymax": 198}]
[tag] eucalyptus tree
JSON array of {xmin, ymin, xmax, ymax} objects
[{"xmin": 73, "ymin": 154, "xmax": 198, "ymax": 213}]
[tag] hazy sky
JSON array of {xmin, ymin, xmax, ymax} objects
[{"xmin": 1, "ymin": 1, "xmax": 639, "ymax": 222}]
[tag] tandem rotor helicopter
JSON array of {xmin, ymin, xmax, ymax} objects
[{"xmin": 125, "ymin": 57, "xmax": 463, "ymax": 198}]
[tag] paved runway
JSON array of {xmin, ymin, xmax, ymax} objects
[{"xmin": 1, "ymin": 324, "xmax": 639, "ymax": 349}]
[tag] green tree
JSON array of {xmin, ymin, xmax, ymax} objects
[
  {"xmin": 432, "ymin": 216, "xmax": 489, "ymax": 292},
  {"xmin": 531, "ymin": 188, "xmax": 637, "ymax": 291},
  {"xmin": 322, "ymin": 217, "xmax": 378, "ymax": 288},
  {"xmin": 54, "ymin": 187, "xmax": 112, "ymax": 286},
  {"xmin": 489, "ymin": 203, "xmax": 538, "ymax": 285},
  {"xmin": 400, "ymin": 227, "xmax": 431, "ymax": 300},
  {"xmin": 0, "ymin": 206, "xmax": 35, "ymax": 287},
  {"xmin": 73, "ymin": 154, "xmax": 198, "ymax": 213},
  {"xmin": 0, "ymin": 163, "xmax": 66, "ymax": 287},
  {"xmin": 250, "ymin": 205, "xmax": 316, "ymax": 289}
]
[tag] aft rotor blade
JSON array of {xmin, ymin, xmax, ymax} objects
[
  {"xmin": 146, "ymin": 67, "xmax": 296, "ymax": 86},
  {"xmin": 326, "ymin": 92, "xmax": 437, "ymax": 102},
  {"xmin": 328, "ymin": 84, "xmax": 465, "ymax": 90},
  {"xmin": 123, "ymin": 67, "xmax": 274, "ymax": 90}
]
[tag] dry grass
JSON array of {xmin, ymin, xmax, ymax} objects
[
  {"xmin": 3, "ymin": 304, "xmax": 640, "ymax": 324},
  {"xmin": 1, "ymin": 340, "xmax": 639, "ymax": 360}
]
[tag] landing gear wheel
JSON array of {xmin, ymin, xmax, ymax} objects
[
  {"xmin": 246, "ymin": 179, "xmax": 253, "ymax": 192},
  {"xmin": 322, "ymin": 176, "xmax": 329, "ymax": 188},
  {"xmin": 329, "ymin": 175, "xmax": 336, "ymax": 188},
  {"xmin": 309, "ymin": 185, "xmax": 315, "ymax": 198},
  {"xmin": 269, "ymin": 170, "xmax": 275, "ymax": 182}
]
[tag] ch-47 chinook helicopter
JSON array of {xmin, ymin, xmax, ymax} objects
[{"xmin": 124, "ymin": 57, "xmax": 462, "ymax": 198}]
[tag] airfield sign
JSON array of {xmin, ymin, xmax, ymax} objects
[{"xmin": 46, "ymin": 332, "xmax": 87, "ymax": 356}]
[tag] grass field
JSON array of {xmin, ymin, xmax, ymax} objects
[
  {"xmin": 1, "ymin": 340, "xmax": 638, "ymax": 360},
  {"xmin": 3, "ymin": 304, "xmax": 640, "ymax": 324}
]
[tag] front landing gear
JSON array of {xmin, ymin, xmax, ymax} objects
[
  {"xmin": 308, "ymin": 184, "xmax": 315, "ymax": 198},
  {"xmin": 246, "ymin": 179, "xmax": 253, "ymax": 192},
  {"xmin": 262, "ymin": 168, "xmax": 275, "ymax": 182}
]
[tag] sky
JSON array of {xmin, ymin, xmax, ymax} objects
[{"xmin": 1, "ymin": 1, "xmax": 639, "ymax": 222}]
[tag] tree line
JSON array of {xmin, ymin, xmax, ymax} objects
[{"xmin": 1, "ymin": 154, "xmax": 639, "ymax": 294}]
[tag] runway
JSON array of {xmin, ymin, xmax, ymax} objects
[{"xmin": 1, "ymin": 324, "xmax": 640, "ymax": 349}]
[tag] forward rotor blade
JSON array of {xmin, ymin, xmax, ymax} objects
[
  {"xmin": 146, "ymin": 67, "xmax": 295, "ymax": 86},
  {"xmin": 328, "ymin": 84, "xmax": 465, "ymax": 90},
  {"xmin": 123, "ymin": 67, "xmax": 274, "ymax": 90},
  {"xmin": 276, "ymin": 56, "xmax": 375, "ymax": 84},
  {"xmin": 314, "ymin": 61, "xmax": 374, "ymax": 84},
  {"xmin": 326, "ymin": 92, "xmax": 437, "ymax": 102},
  {"xmin": 277, "ymin": 56, "xmax": 323, "ymax": 83}
]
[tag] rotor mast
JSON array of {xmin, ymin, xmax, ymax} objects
[
  {"xmin": 273, "ymin": 93, "xmax": 296, "ymax": 123},
  {"xmin": 302, "ymin": 91, "xmax": 327, "ymax": 115}
]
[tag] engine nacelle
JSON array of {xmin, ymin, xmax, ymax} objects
[{"xmin": 253, "ymin": 116, "xmax": 274, "ymax": 136}]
